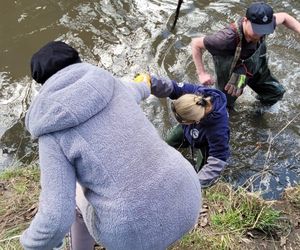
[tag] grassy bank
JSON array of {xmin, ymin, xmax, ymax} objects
[{"xmin": 0, "ymin": 165, "xmax": 299, "ymax": 250}]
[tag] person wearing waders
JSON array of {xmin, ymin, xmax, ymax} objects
[
  {"xmin": 135, "ymin": 73, "xmax": 230, "ymax": 188},
  {"xmin": 191, "ymin": 2, "xmax": 300, "ymax": 110},
  {"xmin": 20, "ymin": 41, "xmax": 202, "ymax": 250}
]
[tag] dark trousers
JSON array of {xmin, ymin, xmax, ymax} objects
[
  {"xmin": 247, "ymin": 62, "xmax": 285, "ymax": 106},
  {"xmin": 70, "ymin": 208, "xmax": 96, "ymax": 250}
]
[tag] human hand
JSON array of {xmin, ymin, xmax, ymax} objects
[
  {"xmin": 198, "ymin": 72, "xmax": 214, "ymax": 86},
  {"xmin": 224, "ymin": 84, "xmax": 244, "ymax": 97},
  {"xmin": 224, "ymin": 73, "xmax": 246, "ymax": 97},
  {"xmin": 133, "ymin": 73, "xmax": 151, "ymax": 88}
]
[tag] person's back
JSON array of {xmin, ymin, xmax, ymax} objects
[{"xmin": 21, "ymin": 42, "xmax": 202, "ymax": 250}]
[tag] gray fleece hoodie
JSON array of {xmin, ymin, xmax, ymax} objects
[{"xmin": 21, "ymin": 63, "xmax": 201, "ymax": 250}]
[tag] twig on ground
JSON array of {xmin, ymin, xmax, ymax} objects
[
  {"xmin": 251, "ymin": 206, "xmax": 265, "ymax": 229},
  {"xmin": 0, "ymin": 235, "xmax": 21, "ymax": 243}
]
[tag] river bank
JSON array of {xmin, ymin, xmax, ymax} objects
[
  {"xmin": 1, "ymin": 0, "xmax": 300, "ymax": 196},
  {"xmin": 0, "ymin": 164, "xmax": 299, "ymax": 250}
]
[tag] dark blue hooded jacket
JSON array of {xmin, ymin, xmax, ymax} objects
[{"xmin": 151, "ymin": 76, "xmax": 230, "ymax": 162}]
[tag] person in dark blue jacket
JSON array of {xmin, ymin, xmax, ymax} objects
[{"xmin": 148, "ymin": 74, "xmax": 230, "ymax": 188}]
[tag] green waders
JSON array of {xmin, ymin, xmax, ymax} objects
[
  {"xmin": 165, "ymin": 124, "xmax": 207, "ymax": 173},
  {"xmin": 213, "ymin": 26, "xmax": 285, "ymax": 108}
]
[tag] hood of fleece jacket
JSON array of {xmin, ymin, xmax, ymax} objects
[
  {"xmin": 199, "ymin": 88, "xmax": 227, "ymax": 126},
  {"xmin": 25, "ymin": 63, "xmax": 115, "ymax": 138}
]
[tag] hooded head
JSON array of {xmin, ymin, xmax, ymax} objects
[
  {"xmin": 171, "ymin": 94, "xmax": 211, "ymax": 124},
  {"xmin": 26, "ymin": 43, "xmax": 116, "ymax": 138},
  {"xmin": 31, "ymin": 41, "xmax": 81, "ymax": 84}
]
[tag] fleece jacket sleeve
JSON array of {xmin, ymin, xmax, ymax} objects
[
  {"xmin": 198, "ymin": 156, "xmax": 228, "ymax": 188},
  {"xmin": 20, "ymin": 134, "xmax": 76, "ymax": 250},
  {"xmin": 122, "ymin": 81, "xmax": 151, "ymax": 104}
]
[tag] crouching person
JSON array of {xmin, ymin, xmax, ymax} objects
[
  {"xmin": 143, "ymin": 74, "xmax": 230, "ymax": 188},
  {"xmin": 20, "ymin": 41, "xmax": 201, "ymax": 250}
]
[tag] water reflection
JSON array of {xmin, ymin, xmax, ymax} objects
[{"xmin": 0, "ymin": 0, "xmax": 299, "ymax": 199}]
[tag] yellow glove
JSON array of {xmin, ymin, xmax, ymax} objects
[{"xmin": 133, "ymin": 73, "xmax": 151, "ymax": 88}]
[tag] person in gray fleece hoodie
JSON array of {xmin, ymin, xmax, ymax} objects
[{"xmin": 20, "ymin": 41, "xmax": 202, "ymax": 250}]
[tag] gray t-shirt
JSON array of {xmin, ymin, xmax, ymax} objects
[{"xmin": 203, "ymin": 19, "xmax": 261, "ymax": 60}]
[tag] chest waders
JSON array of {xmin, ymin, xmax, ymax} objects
[
  {"xmin": 165, "ymin": 124, "xmax": 208, "ymax": 173},
  {"xmin": 213, "ymin": 21, "xmax": 285, "ymax": 108}
]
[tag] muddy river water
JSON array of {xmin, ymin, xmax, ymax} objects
[{"xmin": 0, "ymin": 0, "xmax": 299, "ymax": 199}]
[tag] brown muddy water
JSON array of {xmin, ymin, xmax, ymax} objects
[{"xmin": 0, "ymin": 0, "xmax": 299, "ymax": 199}]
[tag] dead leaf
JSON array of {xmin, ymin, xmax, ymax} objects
[
  {"xmin": 24, "ymin": 204, "xmax": 38, "ymax": 220},
  {"xmin": 280, "ymin": 236, "xmax": 287, "ymax": 247},
  {"xmin": 247, "ymin": 231, "xmax": 254, "ymax": 238},
  {"xmin": 200, "ymin": 208, "xmax": 209, "ymax": 214},
  {"xmin": 218, "ymin": 207, "xmax": 224, "ymax": 213},
  {"xmin": 240, "ymin": 238, "xmax": 252, "ymax": 244},
  {"xmin": 254, "ymin": 142, "xmax": 262, "ymax": 150},
  {"xmin": 0, "ymin": 181, "xmax": 7, "ymax": 191},
  {"xmin": 200, "ymin": 216, "xmax": 208, "ymax": 227},
  {"xmin": 260, "ymin": 242, "xmax": 267, "ymax": 249}
]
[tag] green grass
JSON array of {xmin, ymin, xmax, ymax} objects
[
  {"xmin": 0, "ymin": 164, "xmax": 40, "ymax": 250},
  {"xmin": 172, "ymin": 231, "xmax": 236, "ymax": 250},
  {"xmin": 170, "ymin": 183, "xmax": 290, "ymax": 250},
  {"xmin": 0, "ymin": 165, "xmax": 299, "ymax": 250},
  {"xmin": 210, "ymin": 191, "xmax": 281, "ymax": 233}
]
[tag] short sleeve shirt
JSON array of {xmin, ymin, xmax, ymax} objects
[{"xmin": 203, "ymin": 19, "xmax": 260, "ymax": 60}]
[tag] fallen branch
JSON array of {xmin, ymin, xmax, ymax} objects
[
  {"xmin": 0, "ymin": 235, "xmax": 21, "ymax": 243},
  {"xmin": 171, "ymin": 0, "xmax": 183, "ymax": 30}
]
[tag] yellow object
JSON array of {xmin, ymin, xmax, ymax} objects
[
  {"xmin": 237, "ymin": 74, "xmax": 246, "ymax": 88},
  {"xmin": 133, "ymin": 73, "xmax": 151, "ymax": 87}
]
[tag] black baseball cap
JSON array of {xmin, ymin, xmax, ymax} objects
[{"xmin": 246, "ymin": 2, "xmax": 275, "ymax": 35}]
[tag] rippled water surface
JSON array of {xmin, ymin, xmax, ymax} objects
[{"xmin": 0, "ymin": 0, "xmax": 299, "ymax": 199}]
